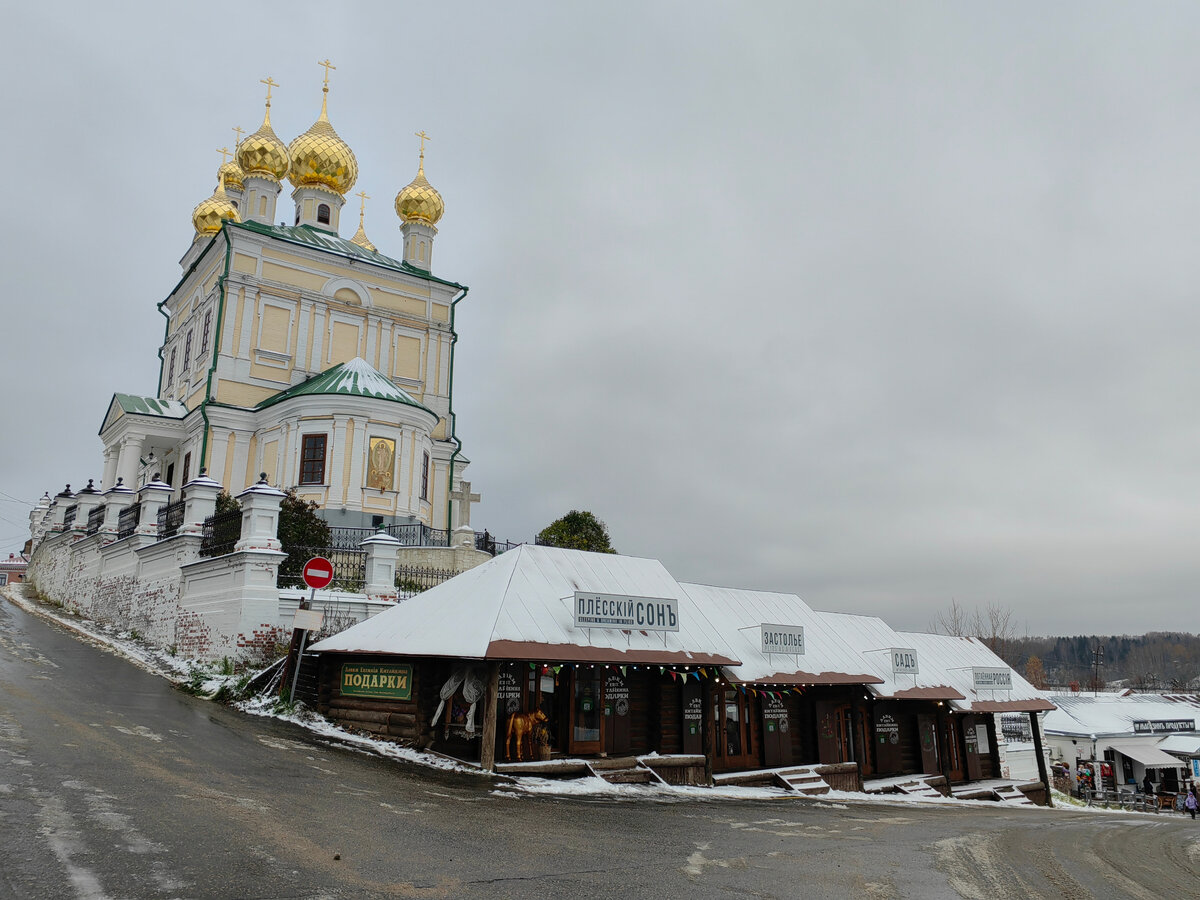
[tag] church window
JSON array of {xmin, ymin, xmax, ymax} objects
[
  {"xmin": 317, "ymin": 203, "xmax": 331, "ymax": 225},
  {"xmin": 167, "ymin": 348, "xmax": 176, "ymax": 387},
  {"xmin": 300, "ymin": 435, "xmax": 327, "ymax": 485},
  {"xmin": 200, "ymin": 310, "xmax": 212, "ymax": 355},
  {"xmin": 182, "ymin": 330, "xmax": 193, "ymax": 372},
  {"xmin": 420, "ymin": 451, "xmax": 430, "ymax": 500},
  {"xmin": 181, "ymin": 452, "xmax": 191, "ymax": 486}
]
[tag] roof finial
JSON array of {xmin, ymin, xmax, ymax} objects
[
  {"xmin": 232, "ymin": 125, "xmax": 245, "ymax": 149},
  {"xmin": 356, "ymin": 190, "xmax": 370, "ymax": 224},
  {"xmin": 415, "ymin": 130, "xmax": 430, "ymax": 172},
  {"xmin": 317, "ymin": 59, "xmax": 335, "ymax": 120},
  {"xmin": 260, "ymin": 76, "xmax": 279, "ymax": 106},
  {"xmin": 217, "ymin": 147, "xmax": 232, "ymax": 165}
]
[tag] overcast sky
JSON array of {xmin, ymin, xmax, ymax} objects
[{"xmin": 4, "ymin": 3, "xmax": 1199, "ymax": 636}]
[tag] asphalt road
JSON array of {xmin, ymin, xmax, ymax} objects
[{"xmin": 2, "ymin": 593, "xmax": 1198, "ymax": 900}]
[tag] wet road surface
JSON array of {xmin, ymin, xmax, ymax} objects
[{"xmin": 2, "ymin": 593, "xmax": 1198, "ymax": 899}]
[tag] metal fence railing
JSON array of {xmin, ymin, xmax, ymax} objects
[
  {"xmin": 278, "ymin": 546, "xmax": 366, "ymax": 592},
  {"xmin": 157, "ymin": 499, "xmax": 186, "ymax": 540},
  {"xmin": 86, "ymin": 505, "xmax": 105, "ymax": 536},
  {"xmin": 117, "ymin": 502, "xmax": 140, "ymax": 539},
  {"xmin": 200, "ymin": 508, "xmax": 243, "ymax": 558},
  {"xmin": 326, "ymin": 524, "xmax": 520, "ymax": 556},
  {"xmin": 395, "ymin": 564, "xmax": 457, "ymax": 598}
]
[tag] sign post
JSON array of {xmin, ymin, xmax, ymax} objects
[{"xmin": 282, "ymin": 557, "xmax": 332, "ymax": 701}]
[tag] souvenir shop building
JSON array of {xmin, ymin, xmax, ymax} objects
[{"xmin": 307, "ymin": 545, "xmax": 1050, "ymax": 788}]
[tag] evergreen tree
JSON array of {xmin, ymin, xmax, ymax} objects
[{"xmin": 535, "ymin": 510, "xmax": 617, "ymax": 554}]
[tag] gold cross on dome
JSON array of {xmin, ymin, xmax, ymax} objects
[
  {"xmin": 415, "ymin": 130, "xmax": 431, "ymax": 156},
  {"xmin": 232, "ymin": 125, "xmax": 245, "ymax": 147},
  {"xmin": 318, "ymin": 58, "xmax": 336, "ymax": 88},
  {"xmin": 217, "ymin": 147, "xmax": 232, "ymax": 164},
  {"xmin": 356, "ymin": 190, "xmax": 370, "ymax": 216},
  {"xmin": 260, "ymin": 76, "xmax": 279, "ymax": 103}
]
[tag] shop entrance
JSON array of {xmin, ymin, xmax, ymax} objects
[
  {"xmin": 714, "ymin": 689, "xmax": 757, "ymax": 771},
  {"xmin": 570, "ymin": 668, "xmax": 604, "ymax": 755}
]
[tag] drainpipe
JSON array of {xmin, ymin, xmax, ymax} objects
[
  {"xmin": 197, "ymin": 228, "xmax": 234, "ymax": 470},
  {"xmin": 443, "ymin": 285, "xmax": 469, "ymax": 531}
]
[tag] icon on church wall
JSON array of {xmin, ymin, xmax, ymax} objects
[{"xmin": 366, "ymin": 437, "xmax": 395, "ymax": 491}]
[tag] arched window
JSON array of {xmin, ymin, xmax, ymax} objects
[{"xmin": 317, "ymin": 204, "xmax": 331, "ymax": 225}]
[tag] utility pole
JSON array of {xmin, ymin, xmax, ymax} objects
[{"xmin": 1091, "ymin": 644, "xmax": 1104, "ymax": 695}]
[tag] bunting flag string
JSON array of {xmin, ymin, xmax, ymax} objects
[
  {"xmin": 619, "ymin": 666, "xmax": 627, "ymax": 677},
  {"xmin": 699, "ymin": 667, "xmax": 708, "ymax": 678}
]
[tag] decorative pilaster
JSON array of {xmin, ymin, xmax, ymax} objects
[
  {"xmin": 71, "ymin": 480, "xmax": 103, "ymax": 534},
  {"xmin": 235, "ymin": 474, "xmax": 286, "ymax": 552},
  {"xmin": 180, "ymin": 469, "xmax": 223, "ymax": 536},
  {"xmin": 136, "ymin": 475, "xmax": 174, "ymax": 537},
  {"xmin": 361, "ymin": 529, "xmax": 401, "ymax": 602}
]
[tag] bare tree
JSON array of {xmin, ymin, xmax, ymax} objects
[
  {"xmin": 1025, "ymin": 655, "xmax": 1047, "ymax": 689},
  {"xmin": 930, "ymin": 599, "xmax": 1019, "ymax": 665},
  {"xmin": 929, "ymin": 599, "xmax": 970, "ymax": 637}
]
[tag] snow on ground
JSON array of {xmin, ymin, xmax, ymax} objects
[{"xmin": 4, "ymin": 583, "xmax": 1188, "ymax": 816}]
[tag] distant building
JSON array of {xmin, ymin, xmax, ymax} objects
[{"xmin": 0, "ymin": 552, "xmax": 28, "ymax": 585}]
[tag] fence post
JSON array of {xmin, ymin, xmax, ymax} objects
[
  {"xmin": 100, "ymin": 477, "xmax": 137, "ymax": 538},
  {"xmin": 136, "ymin": 475, "xmax": 175, "ymax": 537},
  {"xmin": 235, "ymin": 474, "xmax": 285, "ymax": 552},
  {"xmin": 49, "ymin": 485, "xmax": 75, "ymax": 532},
  {"xmin": 71, "ymin": 480, "xmax": 103, "ymax": 534},
  {"xmin": 361, "ymin": 529, "xmax": 401, "ymax": 602},
  {"xmin": 179, "ymin": 469, "xmax": 223, "ymax": 537}
]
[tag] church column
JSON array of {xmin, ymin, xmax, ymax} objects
[
  {"xmin": 330, "ymin": 416, "xmax": 348, "ymax": 504},
  {"xmin": 116, "ymin": 436, "xmax": 144, "ymax": 487},
  {"xmin": 295, "ymin": 300, "xmax": 312, "ymax": 371},
  {"xmin": 346, "ymin": 418, "xmax": 367, "ymax": 510},
  {"xmin": 102, "ymin": 446, "xmax": 118, "ymax": 490}
]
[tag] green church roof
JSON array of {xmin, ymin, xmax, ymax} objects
[
  {"xmin": 256, "ymin": 358, "xmax": 435, "ymax": 416},
  {"xmin": 112, "ymin": 393, "xmax": 189, "ymax": 418},
  {"xmin": 227, "ymin": 220, "xmax": 465, "ymax": 288}
]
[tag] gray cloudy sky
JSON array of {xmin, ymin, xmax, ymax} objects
[{"xmin": 4, "ymin": 2, "xmax": 1199, "ymax": 636}]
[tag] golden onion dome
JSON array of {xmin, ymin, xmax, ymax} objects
[
  {"xmin": 192, "ymin": 175, "xmax": 241, "ymax": 235},
  {"xmin": 237, "ymin": 104, "xmax": 290, "ymax": 181},
  {"xmin": 395, "ymin": 158, "xmax": 444, "ymax": 225},
  {"xmin": 218, "ymin": 158, "xmax": 245, "ymax": 191},
  {"xmin": 288, "ymin": 89, "xmax": 358, "ymax": 194}
]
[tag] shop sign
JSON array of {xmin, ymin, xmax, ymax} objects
[
  {"xmin": 340, "ymin": 663, "xmax": 412, "ymax": 700},
  {"xmin": 762, "ymin": 696, "xmax": 789, "ymax": 734},
  {"xmin": 891, "ymin": 648, "xmax": 919, "ymax": 675},
  {"xmin": 1193, "ymin": 759, "xmax": 1200, "ymax": 778},
  {"xmin": 605, "ymin": 673, "xmax": 630, "ymax": 717},
  {"xmin": 498, "ymin": 668, "xmax": 522, "ymax": 715},
  {"xmin": 683, "ymin": 695, "xmax": 703, "ymax": 736},
  {"xmin": 876, "ymin": 712, "xmax": 901, "ymax": 745},
  {"xmin": 1132, "ymin": 719, "xmax": 1195, "ymax": 734},
  {"xmin": 573, "ymin": 591, "xmax": 679, "ymax": 632},
  {"xmin": 972, "ymin": 667, "xmax": 1013, "ymax": 689},
  {"xmin": 760, "ymin": 624, "xmax": 805, "ymax": 655}
]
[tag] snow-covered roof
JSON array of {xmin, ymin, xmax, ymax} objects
[
  {"xmin": 1156, "ymin": 734, "xmax": 1200, "ymax": 757},
  {"xmin": 818, "ymin": 612, "xmax": 965, "ymax": 701},
  {"xmin": 895, "ymin": 631, "xmax": 1054, "ymax": 714},
  {"xmin": 257, "ymin": 357, "xmax": 434, "ymax": 416},
  {"xmin": 309, "ymin": 545, "xmax": 740, "ymax": 666},
  {"xmin": 677, "ymin": 584, "xmax": 883, "ymax": 686},
  {"xmin": 1043, "ymin": 692, "xmax": 1200, "ymax": 738}
]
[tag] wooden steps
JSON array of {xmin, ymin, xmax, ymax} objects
[
  {"xmin": 586, "ymin": 757, "xmax": 667, "ymax": 786},
  {"xmin": 993, "ymin": 784, "xmax": 1035, "ymax": 805},
  {"xmin": 893, "ymin": 779, "xmax": 944, "ymax": 799},
  {"xmin": 773, "ymin": 766, "xmax": 831, "ymax": 795}
]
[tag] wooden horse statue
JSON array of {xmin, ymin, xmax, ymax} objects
[{"xmin": 505, "ymin": 709, "xmax": 548, "ymax": 761}]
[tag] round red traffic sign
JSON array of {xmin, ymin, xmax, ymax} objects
[{"xmin": 302, "ymin": 556, "xmax": 335, "ymax": 590}]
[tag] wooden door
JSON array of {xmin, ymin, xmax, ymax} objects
[
  {"xmin": 714, "ymin": 689, "xmax": 757, "ymax": 771},
  {"xmin": 569, "ymin": 669, "xmax": 603, "ymax": 755},
  {"xmin": 872, "ymin": 703, "xmax": 904, "ymax": 775},
  {"xmin": 681, "ymin": 679, "xmax": 703, "ymax": 755},
  {"xmin": 603, "ymin": 671, "xmax": 631, "ymax": 755},
  {"xmin": 942, "ymin": 716, "xmax": 965, "ymax": 782},
  {"xmin": 961, "ymin": 715, "xmax": 983, "ymax": 781},
  {"xmin": 917, "ymin": 714, "xmax": 940, "ymax": 774},
  {"xmin": 815, "ymin": 701, "xmax": 841, "ymax": 764},
  {"xmin": 761, "ymin": 695, "xmax": 792, "ymax": 768}
]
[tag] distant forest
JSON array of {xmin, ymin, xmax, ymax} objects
[{"xmin": 1000, "ymin": 633, "xmax": 1200, "ymax": 691}]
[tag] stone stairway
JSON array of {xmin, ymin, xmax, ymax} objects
[{"xmin": 772, "ymin": 766, "xmax": 831, "ymax": 795}]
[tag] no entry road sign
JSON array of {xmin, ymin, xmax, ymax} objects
[{"xmin": 302, "ymin": 556, "xmax": 335, "ymax": 590}]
